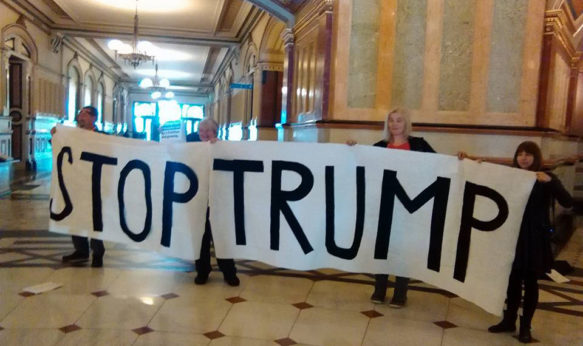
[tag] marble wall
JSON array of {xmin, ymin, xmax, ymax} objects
[
  {"xmin": 391, "ymin": 0, "xmax": 427, "ymax": 110},
  {"xmin": 549, "ymin": 53, "xmax": 571, "ymax": 131},
  {"xmin": 438, "ymin": 0, "xmax": 475, "ymax": 111},
  {"xmin": 347, "ymin": 0, "xmax": 380, "ymax": 108},
  {"xmin": 486, "ymin": 0, "xmax": 528, "ymax": 113},
  {"xmin": 335, "ymin": 0, "xmax": 544, "ymax": 126}
]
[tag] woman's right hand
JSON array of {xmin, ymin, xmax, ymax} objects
[
  {"xmin": 457, "ymin": 151, "xmax": 468, "ymax": 160},
  {"xmin": 346, "ymin": 139, "xmax": 357, "ymax": 146},
  {"xmin": 457, "ymin": 151, "xmax": 483, "ymax": 163}
]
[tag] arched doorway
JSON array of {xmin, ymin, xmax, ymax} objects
[
  {"xmin": 1, "ymin": 23, "xmax": 38, "ymax": 170},
  {"xmin": 255, "ymin": 17, "xmax": 285, "ymax": 140}
]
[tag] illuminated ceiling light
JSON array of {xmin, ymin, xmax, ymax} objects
[
  {"xmin": 159, "ymin": 78, "xmax": 170, "ymax": 88},
  {"xmin": 139, "ymin": 64, "xmax": 174, "ymax": 100},
  {"xmin": 108, "ymin": 0, "xmax": 155, "ymax": 69},
  {"xmin": 139, "ymin": 78, "xmax": 153, "ymax": 88}
]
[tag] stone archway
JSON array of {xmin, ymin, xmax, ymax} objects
[{"xmin": 1, "ymin": 21, "xmax": 38, "ymax": 169}]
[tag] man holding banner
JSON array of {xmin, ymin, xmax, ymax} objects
[
  {"xmin": 52, "ymin": 106, "xmax": 106, "ymax": 268},
  {"xmin": 187, "ymin": 118, "xmax": 240, "ymax": 286}
]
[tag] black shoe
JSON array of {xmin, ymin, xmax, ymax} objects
[
  {"xmin": 223, "ymin": 273, "xmax": 240, "ymax": 287},
  {"xmin": 518, "ymin": 323, "xmax": 532, "ymax": 343},
  {"xmin": 91, "ymin": 256, "xmax": 103, "ymax": 268},
  {"xmin": 488, "ymin": 320, "xmax": 516, "ymax": 333},
  {"xmin": 62, "ymin": 251, "xmax": 89, "ymax": 263},
  {"xmin": 389, "ymin": 297, "xmax": 406, "ymax": 308},
  {"xmin": 194, "ymin": 272, "xmax": 209, "ymax": 285},
  {"xmin": 370, "ymin": 290, "xmax": 386, "ymax": 304}
]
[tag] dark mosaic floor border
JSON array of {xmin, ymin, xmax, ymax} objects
[{"xmin": 1, "ymin": 228, "xmax": 582, "ymax": 318}]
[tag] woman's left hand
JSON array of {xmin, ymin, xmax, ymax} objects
[{"xmin": 535, "ymin": 172, "xmax": 551, "ymax": 182}]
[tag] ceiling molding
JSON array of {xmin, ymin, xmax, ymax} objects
[
  {"xmin": 1, "ymin": 0, "xmax": 53, "ymax": 33},
  {"xmin": 52, "ymin": 25, "xmax": 240, "ymax": 47},
  {"xmin": 237, "ymin": 5, "xmax": 264, "ymax": 42},
  {"xmin": 85, "ymin": 37, "xmax": 125, "ymax": 77},
  {"xmin": 38, "ymin": 0, "xmax": 70, "ymax": 18},
  {"xmin": 244, "ymin": 0, "xmax": 295, "ymax": 27},
  {"xmin": 214, "ymin": 0, "xmax": 231, "ymax": 33},
  {"xmin": 201, "ymin": 46, "xmax": 221, "ymax": 83}
]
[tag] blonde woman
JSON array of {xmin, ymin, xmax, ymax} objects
[{"xmin": 349, "ymin": 107, "xmax": 435, "ymax": 307}]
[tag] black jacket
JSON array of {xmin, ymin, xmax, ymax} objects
[
  {"xmin": 514, "ymin": 172, "xmax": 572, "ymax": 275},
  {"xmin": 186, "ymin": 132, "xmax": 201, "ymax": 142},
  {"xmin": 373, "ymin": 136, "xmax": 435, "ymax": 153}
]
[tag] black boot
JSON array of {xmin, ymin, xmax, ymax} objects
[
  {"xmin": 194, "ymin": 271, "xmax": 210, "ymax": 285},
  {"xmin": 488, "ymin": 311, "xmax": 516, "ymax": 333},
  {"xmin": 62, "ymin": 251, "xmax": 89, "ymax": 263},
  {"xmin": 223, "ymin": 272, "xmax": 240, "ymax": 286},
  {"xmin": 370, "ymin": 274, "xmax": 387, "ymax": 304},
  {"xmin": 518, "ymin": 317, "xmax": 532, "ymax": 343}
]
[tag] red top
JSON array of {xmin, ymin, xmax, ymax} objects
[{"xmin": 387, "ymin": 141, "xmax": 411, "ymax": 151}]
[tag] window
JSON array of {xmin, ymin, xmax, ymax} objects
[
  {"xmin": 133, "ymin": 101, "xmax": 156, "ymax": 139},
  {"xmin": 132, "ymin": 101, "xmax": 205, "ymax": 139},
  {"xmin": 67, "ymin": 67, "xmax": 80, "ymax": 122},
  {"xmin": 158, "ymin": 100, "xmax": 181, "ymax": 125},
  {"xmin": 181, "ymin": 104, "xmax": 204, "ymax": 135},
  {"xmin": 97, "ymin": 82, "xmax": 104, "ymax": 124},
  {"xmin": 84, "ymin": 77, "xmax": 93, "ymax": 106}
]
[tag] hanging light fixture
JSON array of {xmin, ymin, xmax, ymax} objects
[
  {"xmin": 107, "ymin": 0, "xmax": 155, "ymax": 69},
  {"xmin": 139, "ymin": 64, "xmax": 174, "ymax": 99}
]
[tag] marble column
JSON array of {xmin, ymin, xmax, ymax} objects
[{"xmin": 281, "ymin": 28, "xmax": 294, "ymax": 124}]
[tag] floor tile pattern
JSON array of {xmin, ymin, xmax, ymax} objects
[{"xmin": 0, "ymin": 173, "xmax": 582, "ymax": 345}]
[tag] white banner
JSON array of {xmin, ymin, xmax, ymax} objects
[
  {"xmin": 49, "ymin": 126, "xmax": 535, "ymax": 315},
  {"xmin": 49, "ymin": 126, "xmax": 210, "ymax": 259}
]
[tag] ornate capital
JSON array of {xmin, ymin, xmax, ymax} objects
[
  {"xmin": 50, "ymin": 32, "xmax": 64, "ymax": 54},
  {"xmin": 324, "ymin": 0, "xmax": 334, "ymax": 11},
  {"xmin": 281, "ymin": 28, "xmax": 294, "ymax": 48}
]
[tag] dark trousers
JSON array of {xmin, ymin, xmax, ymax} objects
[
  {"xmin": 195, "ymin": 214, "xmax": 236, "ymax": 276},
  {"xmin": 72, "ymin": 235, "xmax": 104, "ymax": 257},
  {"xmin": 374, "ymin": 274, "xmax": 409, "ymax": 301},
  {"xmin": 505, "ymin": 268, "xmax": 538, "ymax": 327}
]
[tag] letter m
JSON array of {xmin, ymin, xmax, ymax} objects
[{"xmin": 375, "ymin": 170, "xmax": 450, "ymax": 272}]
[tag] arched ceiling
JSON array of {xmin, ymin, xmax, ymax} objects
[{"xmin": 6, "ymin": 0, "xmax": 311, "ymax": 93}]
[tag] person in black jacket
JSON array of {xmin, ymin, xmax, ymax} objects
[
  {"xmin": 484, "ymin": 141, "xmax": 573, "ymax": 343},
  {"xmin": 55, "ymin": 106, "xmax": 106, "ymax": 267},
  {"xmin": 349, "ymin": 107, "xmax": 435, "ymax": 308},
  {"xmin": 187, "ymin": 118, "xmax": 240, "ymax": 286}
]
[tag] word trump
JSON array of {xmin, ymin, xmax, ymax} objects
[{"xmin": 213, "ymin": 159, "xmax": 508, "ymax": 282}]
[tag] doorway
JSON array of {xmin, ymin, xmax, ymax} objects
[{"xmin": 8, "ymin": 55, "xmax": 25, "ymax": 164}]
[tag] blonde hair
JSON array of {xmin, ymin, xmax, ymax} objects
[
  {"xmin": 382, "ymin": 107, "xmax": 412, "ymax": 142},
  {"xmin": 198, "ymin": 117, "xmax": 218, "ymax": 133}
]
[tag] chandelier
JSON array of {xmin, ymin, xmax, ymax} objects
[
  {"xmin": 139, "ymin": 64, "xmax": 174, "ymax": 99},
  {"xmin": 107, "ymin": 0, "xmax": 155, "ymax": 69}
]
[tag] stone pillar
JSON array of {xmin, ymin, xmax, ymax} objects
[
  {"xmin": 0, "ymin": 45, "xmax": 8, "ymax": 115},
  {"xmin": 224, "ymin": 87, "xmax": 232, "ymax": 139},
  {"xmin": 321, "ymin": 0, "xmax": 334, "ymax": 120},
  {"xmin": 281, "ymin": 28, "xmax": 294, "ymax": 124}
]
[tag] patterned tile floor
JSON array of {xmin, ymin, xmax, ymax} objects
[{"xmin": 0, "ymin": 173, "xmax": 582, "ymax": 345}]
